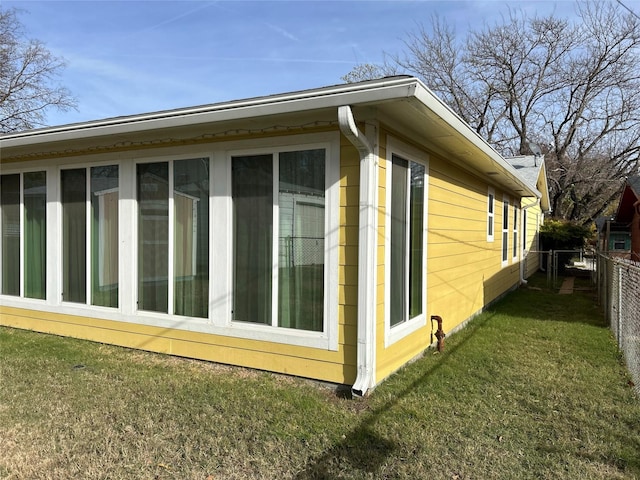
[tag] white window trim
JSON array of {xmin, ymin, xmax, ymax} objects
[
  {"xmin": 0, "ymin": 170, "xmax": 42, "ymax": 300},
  {"xmin": 0, "ymin": 132, "xmax": 339, "ymax": 352},
  {"xmin": 225, "ymin": 135, "xmax": 340, "ymax": 350},
  {"xmin": 133, "ymin": 156, "xmax": 183, "ymax": 316},
  {"xmin": 512, "ymin": 201, "xmax": 519, "ymax": 261},
  {"xmin": 502, "ymin": 195, "xmax": 509, "ymax": 267},
  {"xmin": 57, "ymin": 162, "xmax": 121, "ymax": 308},
  {"xmin": 522, "ymin": 209, "xmax": 528, "ymax": 253},
  {"xmin": 487, "ymin": 187, "xmax": 495, "ymax": 243},
  {"xmin": 384, "ymin": 137, "xmax": 429, "ymax": 347}
]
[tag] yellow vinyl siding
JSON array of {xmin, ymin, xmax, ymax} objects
[
  {"xmin": 375, "ymin": 132, "xmax": 431, "ymax": 382},
  {"xmin": 0, "ymin": 306, "xmax": 356, "ymax": 382},
  {"xmin": 337, "ymin": 135, "xmax": 361, "ymax": 383},
  {"xmin": 522, "ymin": 197, "xmax": 543, "ymax": 278},
  {"xmin": 375, "ymin": 129, "xmax": 523, "ymax": 383}
]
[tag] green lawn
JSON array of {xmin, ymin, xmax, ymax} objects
[{"xmin": 1, "ymin": 274, "xmax": 639, "ymax": 479}]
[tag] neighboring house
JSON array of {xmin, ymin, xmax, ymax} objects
[
  {"xmin": 609, "ymin": 176, "xmax": 640, "ymax": 262},
  {"xmin": 505, "ymin": 155, "xmax": 551, "ymax": 279},
  {"xmin": 596, "ymin": 217, "xmax": 631, "ymax": 258},
  {"xmin": 0, "ymin": 76, "xmax": 547, "ymax": 395}
]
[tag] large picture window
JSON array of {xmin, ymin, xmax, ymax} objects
[
  {"xmin": 137, "ymin": 158, "xmax": 209, "ymax": 317},
  {"xmin": 232, "ymin": 149, "xmax": 325, "ymax": 332},
  {"xmin": 62, "ymin": 166, "xmax": 119, "ymax": 306},
  {"xmin": 3, "ymin": 135, "xmax": 337, "ymax": 349},
  {"xmin": 1, "ymin": 172, "xmax": 47, "ymax": 299},
  {"xmin": 390, "ymin": 154, "xmax": 425, "ymax": 328}
]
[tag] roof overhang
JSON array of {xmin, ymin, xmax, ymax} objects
[
  {"xmin": 0, "ymin": 76, "xmax": 539, "ymax": 198},
  {"xmin": 615, "ymin": 183, "xmax": 640, "ymax": 223}
]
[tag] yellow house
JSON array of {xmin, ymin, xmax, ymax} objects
[
  {"xmin": 505, "ymin": 155, "xmax": 551, "ymax": 281},
  {"xmin": 0, "ymin": 77, "xmax": 548, "ymax": 396}
]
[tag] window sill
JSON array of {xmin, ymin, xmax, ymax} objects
[{"xmin": 385, "ymin": 314, "xmax": 426, "ymax": 347}]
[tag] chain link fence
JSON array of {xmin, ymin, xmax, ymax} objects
[
  {"xmin": 530, "ymin": 249, "xmax": 595, "ymax": 288},
  {"xmin": 596, "ymin": 254, "xmax": 640, "ymax": 396}
]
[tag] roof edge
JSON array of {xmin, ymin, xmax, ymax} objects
[{"xmin": 0, "ymin": 76, "xmax": 417, "ymax": 146}]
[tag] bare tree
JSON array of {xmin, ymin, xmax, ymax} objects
[
  {"xmin": 342, "ymin": 2, "xmax": 640, "ymax": 224},
  {"xmin": 340, "ymin": 61, "xmax": 398, "ymax": 83},
  {"xmin": 0, "ymin": 7, "xmax": 75, "ymax": 132}
]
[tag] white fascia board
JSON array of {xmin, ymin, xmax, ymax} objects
[
  {"xmin": 411, "ymin": 82, "xmax": 540, "ymax": 199},
  {"xmin": 0, "ymin": 77, "xmax": 418, "ymax": 149}
]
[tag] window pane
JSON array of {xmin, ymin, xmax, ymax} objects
[
  {"xmin": 278, "ymin": 149, "xmax": 325, "ymax": 331},
  {"xmin": 487, "ymin": 193, "xmax": 494, "ymax": 237},
  {"xmin": 409, "ymin": 161, "xmax": 424, "ymax": 319},
  {"xmin": 232, "ymin": 155, "xmax": 272, "ymax": 324},
  {"xmin": 503, "ymin": 232, "xmax": 509, "ymax": 261},
  {"xmin": 513, "ymin": 208, "xmax": 518, "ymax": 257},
  {"xmin": 502, "ymin": 201, "xmax": 509, "ymax": 262},
  {"xmin": 390, "ymin": 155, "xmax": 408, "ymax": 327},
  {"xmin": 1, "ymin": 174, "xmax": 20, "ymax": 296},
  {"xmin": 91, "ymin": 166, "xmax": 118, "ymax": 307},
  {"xmin": 62, "ymin": 169, "xmax": 87, "ymax": 303},
  {"xmin": 503, "ymin": 202, "xmax": 509, "ymax": 229},
  {"xmin": 24, "ymin": 172, "xmax": 46, "ymax": 299},
  {"xmin": 174, "ymin": 158, "xmax": 209, "ymax": 318},
  {"xmin": 137, "ymin": 162, "xmax": 168, "ymax": 312}
]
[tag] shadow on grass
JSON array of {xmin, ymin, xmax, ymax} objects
[
  {"xmin": 296, "ymin": 277, "xmax": 615, "ymax": 478},
  {"xmin": 294, "ymin": 311, "xmax": 496, "ymax": 479},
  {"xmin": 501, "ymin": 287, "xmax": 605, "ymax": 327}
]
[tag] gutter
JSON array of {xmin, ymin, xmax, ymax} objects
[
  {"xmin": 411, "ymin": 84, "xmax": 537, "ymax": 198},
  {"xmin": 0, "ymin": 77, "xmax": 417, "ymax": 148},
  {"xmin": 338, "ymin": 105, "xmax": 377, "ymax": 397}
]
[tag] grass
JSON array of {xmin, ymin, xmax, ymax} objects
[{"xmin": 1, "ymin": 274, "xmax": 639, "ymax": 479}]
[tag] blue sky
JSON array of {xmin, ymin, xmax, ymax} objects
[{"xmin": 5, "ymin": 0, "xmax": 580, "ymax": 127}]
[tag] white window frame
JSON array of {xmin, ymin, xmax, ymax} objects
[
  {"xmin": 512, "ymin": 200, "xmax": 519, "ymax": 261},
  {"xmin": 0, "ymin": 172, "xmax": 23, "ymax": 298},
  {"xmin": 522, "ymin": 209, "xmax": 528, "ymax": 253},
  {"xmin": 133, "ymin": 155, "xmax": 210, "ymax": 318},
  {"xmin": 225, "ymin": 136, "xmax": 339, "ymax": 350},
  {"xmin": 487, "ymin": 187, "xmax": 495, "ymax": 243},
  {"xmin": 0, "ymin": 133, "xmax": 339, "ymax": 352},
  {"xmin": 384, "ymin": 137, "xmax": 429, "ymax": 347},
  {"xmin": 58, "ymin": 162, "xmax": 121, "ymax": 309},
  {"xmin": 502, "ymin": 195, "xmax": 509, "ymax": 266}
]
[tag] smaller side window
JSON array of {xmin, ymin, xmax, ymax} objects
[
  {"xmin": 487, "ymin": 187, "xmax": 495, "ymax": 242},
  {"xmin": 512, "ymin": 202, "xmax": 518, "ymax": 260},
  {"xmin": 502, "ymin": 196, "xmax": 509, "ymax": 265},
  {"xmin": 522, "ymin": 210, "xmax": 528, "ymax": 252}
]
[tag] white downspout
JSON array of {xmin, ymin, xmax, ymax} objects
[
  {"xmin": 338, "ymin": 105, "xmax": 377, "ymax": 397},
  {"xmin": 520, "ymin": 198, "xmax": 541, "ymax": 285}
]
